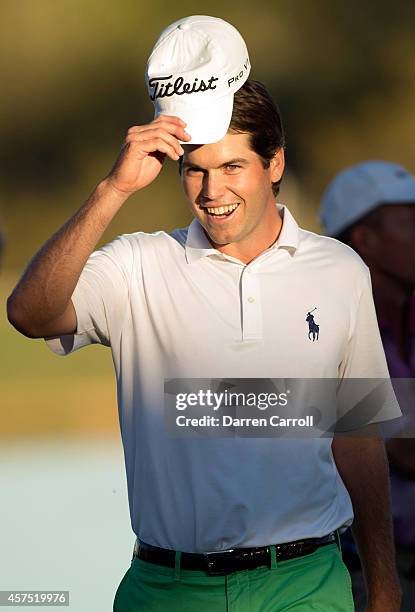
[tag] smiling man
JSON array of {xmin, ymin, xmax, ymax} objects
[
  {"xmin": 7, "ymin": 15, "xmax": 403, "ymax": 612},
  {"xmin": 181, "ymin": 131, "xmax": 284, "ymax": 263},
  {"xmin": 181, "ymin": 137, "xmax": 283, "ymax": 264}
]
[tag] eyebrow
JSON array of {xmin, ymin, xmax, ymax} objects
[{"xmin": 182, "ymin": 158, "xmax": 249, "ymax": 170}]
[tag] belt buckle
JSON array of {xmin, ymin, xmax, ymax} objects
[
  {"xmin": 133, "ymin": 539, "xmax": 139, "ymax": 558},
  {"xmin": 203, "ymin": 550, "xmax": 236, "ymax": 576}
]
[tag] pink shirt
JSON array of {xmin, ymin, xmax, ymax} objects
[
  {"xmin": 378, "ymin": 295, "xmax": 415, "ymax": 378},
  {"xmin": 380, "ymin": 294, "xmax": 415, "ymax": 548}
]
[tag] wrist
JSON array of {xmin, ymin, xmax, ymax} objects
[
  {"xmin": 367, "ymin": 583, "xmax": 401, "ymax": 611},
  {"xmin": 98, "ymin": 177, "xmax": 134, "ymax": 202}
]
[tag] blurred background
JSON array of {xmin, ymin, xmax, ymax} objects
[{"xmin": 1, "ymin": 0, "xmax": 415, "ymax": 609}]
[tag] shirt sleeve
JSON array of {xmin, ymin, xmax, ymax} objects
[
  {"xmin": 336, "ymin": 267, "xmax": 402, "ymax": 430},
  {"xmin": 44, "ymin": 234, "xmax": 134, "ymax": 356}
]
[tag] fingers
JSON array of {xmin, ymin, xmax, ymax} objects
[
  {"xmin": 125, "ymin": 130, "xmax": 183, "ymax": 161},
  {"xmin": 120, "ymin": 115, "xmax": 191, "ymax": 161},
  {"xmin": 128, "ymin": 135, "xmax": 181, "ymax": 161},
  {"xmin": 153, "ymin": 115, "xmax": 187, "ymax": 126},
  {"xmin": 127, "ymin": 116, "xmax": 191, "ymax": 152},
  {"xmin": 153, "ymin": 115, "xmax": 189, "ymax": 133},
  {"xmin": 127, "ymin": 126, "xmax": 191, "ymax": 147},
  {"xmin": 121, "ymin": 116, "xmax": 191, "ymax": 162}
]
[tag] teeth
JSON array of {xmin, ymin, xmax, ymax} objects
[{"xmin": 206, "ymin": 203, "xmax": 239, "ymax": 215}]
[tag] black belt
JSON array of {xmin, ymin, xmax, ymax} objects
[{"xmin": 133, "ymin": 532, "xmax": 337, "ymax": 576}]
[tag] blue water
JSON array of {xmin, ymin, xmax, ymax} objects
[{"xmin": 0, "ymin": 439, "xmax": 134, "ymax": 611}]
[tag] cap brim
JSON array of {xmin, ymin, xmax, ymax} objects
[{"xmin": 153, "ymin": 94, "xmax": 233, "ymax": 145}]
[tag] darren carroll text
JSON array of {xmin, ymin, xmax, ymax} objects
[{"xmin": 176, "ymin": 415, "xmax": 314, "ymax": 428}]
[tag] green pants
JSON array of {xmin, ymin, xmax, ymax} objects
[{"xmin": 113, "ymin": 542, "xmax": 355, "ymax": 611}]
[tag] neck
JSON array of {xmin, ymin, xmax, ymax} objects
[{"xmin": 210, "ymin": 204, "xmax": 283, "ymax": 264}]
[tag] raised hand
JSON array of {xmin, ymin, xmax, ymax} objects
[{"xmin": 105, "ymin": 115, "xmax": 191, "ymax": 195}]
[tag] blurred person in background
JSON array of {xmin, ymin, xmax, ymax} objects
[{"xmin": 320, "ymin": 160, "xmax": 415, "ymax": 611}]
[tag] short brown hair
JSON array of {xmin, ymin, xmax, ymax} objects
[
  {"xmin": 179, "ymin": 80, "xmax": 285, "ymax": 195},
  {"xmin": 229, "ymin": 80, "xmax": 286, "ymax": 196}
]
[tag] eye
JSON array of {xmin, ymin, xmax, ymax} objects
[
  {"xmin": 185, "ymin": 166, "xmax": 203, "ymax": 176},
  {"xmin": 225, "ymin": 164, "xmax": 241, "ymax": 172}
]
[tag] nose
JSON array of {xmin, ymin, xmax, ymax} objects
[{"xmin": 201, "ymin": 171, "xmax": 225, "ymax": 201}]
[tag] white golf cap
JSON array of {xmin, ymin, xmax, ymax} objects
[
  {"xmin": 320, "ymin": 160, "xmax": 415, "ymax": 236},
  {"xmin": 146, "ymin": 15, "xmax": 251, "ymax": 144}
]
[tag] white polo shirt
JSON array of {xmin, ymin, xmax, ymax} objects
[{"xmin": 46, "ymin": 205, "xmax": 401, "ymax": 553}]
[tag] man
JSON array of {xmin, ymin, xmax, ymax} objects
[
  {"xmin": 7, "ymin": 17, "xmax": 402, "ymax": 612},
  {"xmin": 320, "ymin": 160, "xmax": 415, "ymax": 611}
]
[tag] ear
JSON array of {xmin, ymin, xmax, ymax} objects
[
  {"xmin": 349, "ymin": 224, "xmax": 379, "ymax": 258},
  {"xmin": 270, "ymin": 148, "xmax": 285, "ymax": 182}
]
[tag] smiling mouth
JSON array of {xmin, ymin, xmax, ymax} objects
[{"xmin": 202, "ymin": 203, "xmax": 240, "ymax": 218}]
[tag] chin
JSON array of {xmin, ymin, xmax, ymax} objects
[{"xmin": 210, "ymin": 227, "xmax": 237, "ymax": 241}]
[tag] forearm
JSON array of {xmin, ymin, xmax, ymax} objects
[
  {"xmin": 7, "ymin": 116, "xmax": 189, "ymax": 336},
  {"xmin": 7, "ymin": 178, "xmax": 128, "ymax": 335},
  {"xmin": 332, "ymin": 431, "xmax": 401, "ymax": 609}
]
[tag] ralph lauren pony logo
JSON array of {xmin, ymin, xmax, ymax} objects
[{"xmin": 306, "ymin": 308, "xmax": 320, "ymax": 341}]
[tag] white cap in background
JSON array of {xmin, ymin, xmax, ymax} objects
[{"xmin": 320, "ymin": 160, "xmax": 415, "ymax": 236}]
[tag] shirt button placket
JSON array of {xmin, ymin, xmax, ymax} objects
[{"xmin": 241, "ymin": 267, "xmax": 262, "ymax": 341}]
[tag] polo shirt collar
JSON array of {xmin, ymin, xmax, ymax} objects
[
  {"xmin": 184, "ymin": 204, "xmax": 300, "ymax": 264},
  {"xmin": 185, "ymin": 218, "xmax": 218, "ymax": 263}
]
